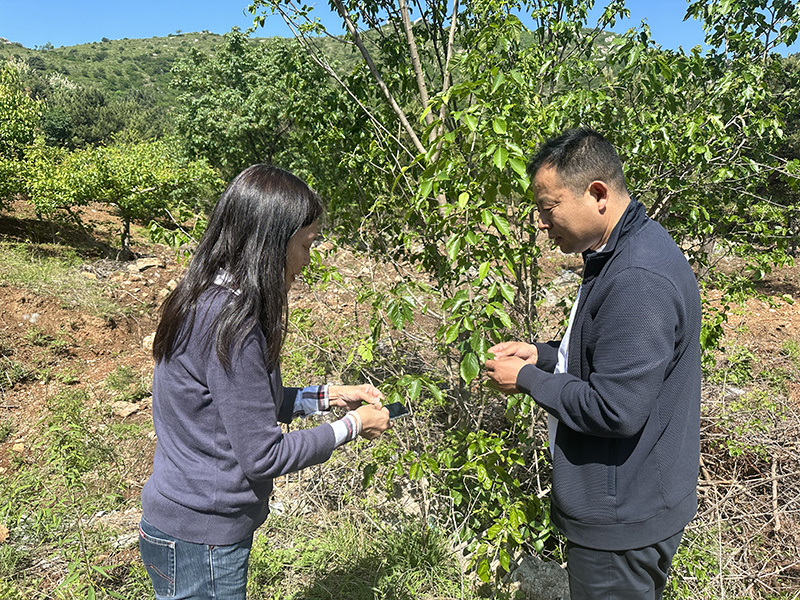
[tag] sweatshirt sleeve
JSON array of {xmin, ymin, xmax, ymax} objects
[
  {"xmin": 205, "ymin": 331, "xmax": 336, "ymax": 482},
  {"xmin": 517, "ymin": 268, "xmax": 680, "ymax": 439},
  {"xmin": 534, "ymin": 340, "xmax": 561, "ymax": 373}
]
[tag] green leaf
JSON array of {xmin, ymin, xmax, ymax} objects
[
  {"xmin": 509, "ymin": 156, "xmax": 527, "ymax": 178},
  {"xmin": 426, "ymin": 381, "xmax": 444, "ymax": 403},
  {"xmin": 407, "ymin": 377, "xmax": 422, "ymax": 401},
  {"xmin": 493, "ymin": 305, "xmax": 513, "ymax": 328},
  {"xmin": 492, "ymin": 212, "xmax": 511, "ymax": 237},
  {"xmin": 491, "ymin": 71, "xmax": 506, "ymax": 93},
  {"xmin": 493, "ymin": 146, "xmax": 509, "ymax": 169},
  {"xmin": 492, "ymin": 116, "xmax": 507, "ymax": 134},
  {"xmin": 477, "ymin": 557, "xmax": 491, "ymax": 583},
  {"xmin": 362, "ymin": 463, "xmax": 378, "ymax": 488},
  {"xmin": 443, "ymin": 321, "xmax": 460, "ymax": 343},
  {"xmin": 478, "ymin": 261, "xmax": 490, "ymax": 282},
  {"xmin": 446, "ymin": 234, "xmax": 462, "ymax": 262},
  {"xmin": 499, "ymin": 547, "xmax": 511, "ymax": 572},
  {"xmin": 460, "ymin": 352, "xmax": 480, "ymax": 384},
  {"xmin": 419, "ymin": 178, "xmax": 433, "ymax": 198},
  {"xmin": 498, "ymin": 281, "xmax": 515, "ymax": 303},
  {"xmin": 463, "ymin": 113, "xmax": 478, "ymax": 132}
]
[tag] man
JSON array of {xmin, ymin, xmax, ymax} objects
[{"xmin": 485, "ymin": 128, "xmax": 701, "ymax": 599}]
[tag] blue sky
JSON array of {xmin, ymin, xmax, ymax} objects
[{"xmin": 0, "ymin": 0, "xmax": 796, "ymax": 54}]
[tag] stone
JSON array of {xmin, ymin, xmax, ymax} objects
[
  {"xmin": 112, "ymin": 401, "xmax": 141, "ymax": 418},
  {"xmin": 128, "ymin": 257, "xmax": 164, "ymax": 273},
  {"xmin": 136, "ymin": 257, "xmax": 164, "ymax": 271},
  {"xmin": 502, "ymin": 555, "xmax": 570, "ymax": 600},
  {"xmin": 142, "ymin": 333, "xmax": 155, "ymax": 351}
]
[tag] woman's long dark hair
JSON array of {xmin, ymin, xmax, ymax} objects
[{"xmin": 153, "ymin": 164, "xmax": 323, "ymax": 370}]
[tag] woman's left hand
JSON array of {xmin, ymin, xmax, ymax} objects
[{"xmin": 328, "ymin": 384, "xmax": 384, "ymax": 411}]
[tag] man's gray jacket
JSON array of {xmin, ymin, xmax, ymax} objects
[{"xmin": 517, "ymin": 199, "xmax": 702, "ymax": 551}]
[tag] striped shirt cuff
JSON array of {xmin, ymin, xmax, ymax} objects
[
  {"xmin": 331, "ymin": 411, "xmax": 362, "ymax": 447},
  {"xmin": 293, "ymin": 385, "xmax": 330, "ymax": 418}
]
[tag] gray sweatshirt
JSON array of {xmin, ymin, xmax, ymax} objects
[{"xmin": 141, "ymin": 286, "xmax": 337, "ymax": 545}]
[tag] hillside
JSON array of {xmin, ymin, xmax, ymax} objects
[
  {"xmin": 3, "ymin": 17, "xmax": 800, "ymax": 599},
  {"xmin": 0, "ymin": 25, "xmax": 619, "ymax": 109},
  {"xmin": 0, "ymin": 31, "xmax": 264, "ymax": 107}
]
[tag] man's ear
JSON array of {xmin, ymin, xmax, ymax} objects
[{"xmin": 587, "ymin": 180, "xmax": 610, "ymax": 211}]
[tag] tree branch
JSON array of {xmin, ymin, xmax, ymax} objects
[
  {"xmin": 399, "ymin": 0, "xmax": 433, "ymax": 127},
  {"xmin": 268, "ymin": 2, "xmax": 418, "ymax": 161},
  {"xmin": 329, "ymin": 0, "xmax": 427, "ymax": 156}
]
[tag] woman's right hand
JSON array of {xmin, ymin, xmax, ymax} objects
[{"xmin": 355, "ymin": 404, "xmax": 391, "ymax": 440}]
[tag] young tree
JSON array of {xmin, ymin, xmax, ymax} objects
[
  {"xmin": 248, "ymin": 0, "xmax": 800, "ymax": 580},
  {"xmin": 84, "ymin": 140, "xmax": 222, "ymax": 255}
]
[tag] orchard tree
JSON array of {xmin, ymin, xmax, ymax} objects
[
  {"xmin": 22, "ymin": 139, "xmax": 222, "ymax": 255},
  {"xmin": 0, "ymin": 62, "xmax": 41, "ymax": 159},
  {"xmin": 251, "ymin": 0, "xmax": 800, "ymax": 371},
  {"xmin": 0, "ymin": 62, "xmax": 43, "ymax": 207},
  {"xmin": 83, "ymin": 140, "xmax": 222, "ymax": 254}
]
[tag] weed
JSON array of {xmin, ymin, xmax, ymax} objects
[
  {"xmin": 103, "ymin": 366, "xmax": 150, "ymax": 403},
  {"xmin": 0, "ymin": 419, "xmax": 13, "ymax": 443},
  {"xmin": 23, "ymin": 326, "xmax": 72, "ymax": 356},
  {"xmin": 39, "ymin": 389, "xmax": 116, "ymax": 484},
  {"xmin": 0, "ymin": 541, "xmax": 32, "ymax": 580},
  {"xmin": 708, "ymin": 345, "xmax": 757, "ymax": 386},
  {"xmin": 1, "ymin": 358, "xmax": 36, "ymax": 388},
  {"xmin": 665, "ymin": 529, "xmax": 719, "ymax": 600},
  {"xmin": 0, "ymin": 334, "xmax": 14, "ymax": 357},
  {"xmin": 23, "ymin": 326, "xmax": 53, "ymax": 347},
  {"xmin": 0, "ymin": 384, "xmax": 144, "ymax": 599},
  {"xmin": 713, "ymin": 389, "xmax": 781, "ymax": 460},
  {"xmin": 57, "ymin": 368, "xmax": 81, "ymax": 385},
  {"xmin": 247, "ymin": 514, "xmax": 471, "ymax": 600},
  {"xmin": 104, "ymin": 365, "xmax": 138, "ymax": 391},
  {"xmin": 282, "ymin": 308, "xmax": 327, "ymax": 381},
  {"xmin": 780, "ymin": 338, "xmax": 800, "ymax": 366}
]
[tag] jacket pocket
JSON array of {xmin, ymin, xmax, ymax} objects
[{"xmin": 607, "ymin": 463, "xmax": 616, "ymax": 498}]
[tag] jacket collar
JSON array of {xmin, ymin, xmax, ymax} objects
[{"xmin": 581, "ymin": 199, "xmax": 648, "ymax": 281}]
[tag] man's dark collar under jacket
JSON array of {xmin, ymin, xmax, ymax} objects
[{"xmin": 581, "ymin": 198, "xmax": 647, "ymax": 282}]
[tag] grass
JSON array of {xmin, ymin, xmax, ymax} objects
[
  {"xmin": 248, "ymin": 513, "xmax": 472, "ymax": 600},
  {"xmin": 0, "ymin": 241, "xmax": 122, "ymax": 319},
  {"xmin": 1, "ymin": 214, "xmax": 798, "ymax": 598},
  {"xmin": 0, "ymin": 379, "xmax": 472, "ymax": 599},
  {"xmin": 103, "ymin": 365, "xmax": 151, "ymax": 403},
  {"xmin": 0, "ymin": 387, "xmax": 136, "ymax": 598}
]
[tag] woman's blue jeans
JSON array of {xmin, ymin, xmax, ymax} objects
[{"xmin": 138, "ymin": 518, "xmax": 253, "ymax": 600}]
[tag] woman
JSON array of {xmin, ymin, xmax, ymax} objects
[{"xmin": 138, "ymin": 164, "xmax": 390, "ymax": 599}]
